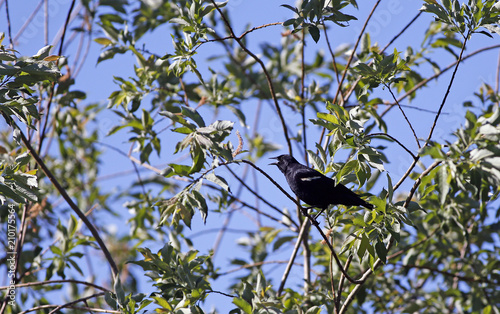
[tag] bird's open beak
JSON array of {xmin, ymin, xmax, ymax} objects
[{"xmin": 269, "ymin": 156, "xmax": 278, "ymax": 166}]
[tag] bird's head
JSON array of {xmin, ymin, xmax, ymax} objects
[{"xmin": 269, "ymin": 154, "xmax": 298, "ymax": 173}]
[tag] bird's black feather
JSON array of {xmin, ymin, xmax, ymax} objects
[{"xmin": 271, "ymin": 154, "xmax": 373, "ymax": 210}]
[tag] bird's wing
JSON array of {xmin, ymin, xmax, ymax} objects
[
  {"xmin": 286, "ymin": 166, "xmax": 334, "ymax": 207},
  {"xmin": 292, "ymin": 166, "xmax": 326, "ymax": 182},
  {"xmin": 293, "ymin": 167, "xmax": 373, "ymax": 209}
]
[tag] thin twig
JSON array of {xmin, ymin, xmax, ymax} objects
[
  {"xmin": 194, "ymin": 22, "xmax": 282, "ymax": 51},
  {"xmin": 332, "ymin": 0, "xmax": 382, "ymax": 107},
  {"xmin": 380, "ymin": 12, "xmax": 422, "ymax": 52},
  {"xmin": 4, "ymin": 0, "xmax": 13, "ymax": 48},
  {"xmin": 38, "ymin": 0, "xmax": 77, "ymax": 154},
  {"xmin": 392, "ymin": 36, "xmax": 474, "ymax": 192},
  {"xmin": 277, "ymin": 219, "xmax": 310, "ymax": 296},
  {"xmin": 218, "ymin": 260, "xmax": 300, "ymax": 276},
  {"xmin": 320, "ymin": 0, "xmax": 382, "ymax": 150},
  {"xmin": 0, "ymin": 279, "xmax": 112, "ymax": 292},
  {"xmin": 336, "ymin": 255, "xmax": 352, "ymax": 312},
  {"xmin": 47, "ymin": 292, "xmax": 105, "ymax": 314},
  {"xmin": 381, "ymin": 43, "xmax": 500, "ymax": 119},
  {"xmin": 12, "ymin": 0, "xmax": 44, "ymax": 44},
  {"xmin": 11, "ymin": 122, "xmax": 119, "ymax": 277},
  {"xmin": 20, "ymin": 305, "xmax": 119, "ymax": 314},
  {"xmin": 395, "ymin": 263, "xmax": 497, "ymax": 285},
  {"xmin": 424, "ymin": 34, "xmax": 470, "ymax": 147},
  {"xmin": 322, "ymin": 21, "xmax": 341, "ymax": 85},
  {"xmin": 366, "ymin": 132, "xmax": 416, "ymax": 159},
  {"xmin": 403, "ymin": 160, "xmax": 442, "ymax": 208},
  {"xmin": 387, "ymin": 228, "xmax": 438, "ymax": 260},
  {"xmin": 384, "ymin": 83, "xmax": 421, "ymax": 149},
  {"xmin": 225, "ymin": 165, "xmax": 298, "ymax": 229},
  {"xmin": 209, "ymin": 0, "xmax": 293, "ymax": 155}
]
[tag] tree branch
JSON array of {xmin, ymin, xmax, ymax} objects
[
  {"xmin": 396, "ymin": 263, "xmax": 498, "ymax": 285},
  {"xmin": 384, "ymin": 83, "xmax": 421, "ymax": 149},
  {"xmin": 12, "ymin": 122, "xmax": 119, "ymax": 277},
  {"xmin": 319, "ymin": 0, "xmax": 382, "ymax": 149},
  {"xmin": 0, "ymin": 279, "xmax": 112, "ymax": 293},
  {"xmin": 423, "ymin": 34, "xmax": 470, "ymax": 148},
  {"xmin": 209, "ymin": 0, "xmax": 293, "ymax": 155},
  {"xmin": 277, "ymin": 219, "xmax": 310, "ymax": 296},
  {"xmin": 366, "ymin": 132, "xmax": 416, "ymax": 159}
]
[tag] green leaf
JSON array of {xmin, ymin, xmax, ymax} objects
[
  {"xmin": 339, "ymin": 159, "xmax": 359, "ymax": 180},
  {"xmin": 232, "ymin": 297, "xmax": 252, "ymax": 314},
  {"xmin": 34, "ymin": 45, "xmax": 52, "ymax": 59},
  {"xmin": 205, "ymin": 172, "xmax": 231, "ymax": 193},
  {"xmin": 94, "ymin": 37, "xmax": 113, "ymax": 46},
  {"xmin": 375, "ymin": 240, "xmax": 387, "ymax": 263},
  {"xmin": 306, "ymin": 306, "xmax": 322, "ymax": 314},
  {"xmin": 317, "ymin": 112, "xmax": 339, "ymax": 124},
  {"xmin": 281, "ymin": 4, "xmax": 298, "ymax": 14},
  {"xmin": 273, "ymin": 236, "xmax": 295, "ymax": 251},
  {"xmin": 307, "ymin": 150, "xmax": 325, "ymax": 173},
  {"xmin": 15, "ymin": 152, "xmax": 31, "ymax": 167},
  {"xmin": 357, "ymin": 233, "xmax": 369, "ymax": 260},
  {"xmin": 192, "ymin": 190, "xmax": 208, "ymax": 224},
  {"xmin": 308, "ymin": 25, "xmax": 320, "ymax": 43},
  {"xmin": 437, "ymin": 165, "xmax": 450, "ymax": 206},
  {"xmin": 387, "ymin": 173, "xmax": 394, "ymax": 202},
  {"xmin": 182, "ymin": 106, "xmax": 206, "ymax": 127}
]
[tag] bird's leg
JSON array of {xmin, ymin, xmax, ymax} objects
[
  {"xmin": 313, "ymin": 208, "xmax": 326, "ymax": 220},
  {"xmin": 300, "ymin": 206, "xmax": 320, "ymax": 226},
  {"xmin": 300, "ymin": 206, "xmax": 315, "ymax": 216}
]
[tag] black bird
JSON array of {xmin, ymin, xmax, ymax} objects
[{"xmin": 270, "ymin": 154, "xmax": 373, "ymax": 214}]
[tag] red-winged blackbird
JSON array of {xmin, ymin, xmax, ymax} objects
[{"xmin": 270, "ymin": 154, "xmax": 373, "ymax": 212}]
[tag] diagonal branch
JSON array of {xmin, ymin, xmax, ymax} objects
[
  {"xmin": 319, "ymin": 0, "xmax": 382, "ymax": 150},
  {"xmin": 384, "ymin": 83, "xmax": 421, "ymax": 149},
  {"xmin": 397, "ymin": 263, "xmax": 498, "ymax": 285},
  {"xmin": 424, "ymin": 34, "xmax": 469, "ymax": 147},
  {"xmin": 225, "ymin": 165, "xmax": 298, "ymax": 229},
  {"xmin": 331, "ymin": 0, "xmax": 382, "ymax": 108},
  {"xmin": 11, "ymin": 122, "xmax": 119, "ymax": 277},
  {"xmin": 38, "ymin": 0, "xmax": 77, "ymax": 154},
  {"xmin": 381, "ymin": 43, "xmax": 500, "ymax": 119},
  {"xmin": 209, "ymin": 0, "xmax": 293, "ymax": 155},
  {"xmin": 277, "ymin": 219, "xmax": 310, "ymax": 296},
  {"xmin": 367, "ymin": 132, "xmax": 416, "ymax": 159}
]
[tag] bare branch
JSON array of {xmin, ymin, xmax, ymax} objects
[
  {"xmin": 424, "ymin": 34, "xmax": 470, "ymax": 148},
  {"xmin": 277, "ymin": 219, "xmax": 310, "ymax": 296},
  {"xmin": 218, "ymin": 260, "xmax": 301, "ymax": 276},
  {"xmin": 0, "ymin": 279, "xmax": 112, "ymax": 293},
  {"xmin": 396, "ymin": 263, "xmax": 498, "ymax": 285},
  {"xmin": 319, "ymin": 0, "xmax": 382, "ymax": 150},
  {"xmin": 209, "ymin": 0, "xmax": 293, "ymax": 155},
  {"xmin": 4, "ymin": 0, "xmax": 13, "ymax": 48},
  {"xmin": 384, "ymin": 83, "xmax": 421, "ymax": 149},
  {"xmin": 367, "ymin": 132, "xmax": 417, "ymax": 159},
  {"xmin": 11, "ymin": 122, "xmax": 119, "ymax": 277}
]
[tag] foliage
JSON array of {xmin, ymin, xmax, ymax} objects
[{"xmin": 1, "ymin": 0, "xmax": 500, "ymax": 313}]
